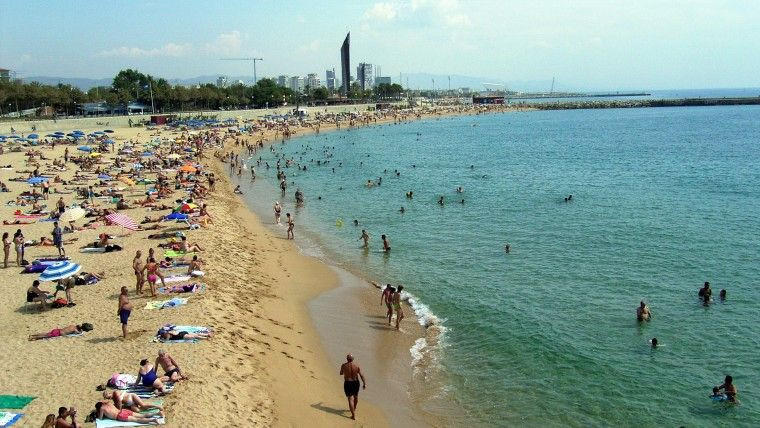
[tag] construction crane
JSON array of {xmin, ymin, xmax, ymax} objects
[{"xmin": 220, "ymin": 58, "xmax": 263, "ymax": 84}]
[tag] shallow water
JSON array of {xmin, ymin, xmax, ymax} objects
[{"xmin": 242, "ymin": 105, "xmax": 760, "ymax": 426}]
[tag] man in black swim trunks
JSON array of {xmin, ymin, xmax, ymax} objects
[
  {"xmin": 339, "ymin": 354, "xmax": 366, "ymax": 420},
  {"xmin": 156, "ymin": 349, "xmax": 187, "ymax": 381}
]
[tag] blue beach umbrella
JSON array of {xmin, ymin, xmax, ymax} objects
[
  {"xmin": 27, "ymin": 176, "xmax": 49, "ymax": 184},
  {"xmin": 164, "ymin": 212, "xmax": 188, "ymax": 221},
  {"xmin": 105, "ymin": 139, "xmax": 115, "ymax": 144},
  {"xmin": 45, "ymin": 134, "xmax": 58, "ymax": 137},
  {"xmin": 104, "ymin": 129, "xmax": 115, "ymax": 133},
  {"xmin": 93, "ymin": 131, "xmax": 105, "ymax": 135},
  {"xmin": 141, "ymin": 151, "xmax": 153, "ymax": 157},
  {"xmin": 97, "ymin": 173, "xmax": 112, "ymax": 180},
  {"xmin": 9, "ymin": 135, "xmax": 20, "ymax": 139},
  {"xmin": 54, "ymin": 131, "xmax": 65, "ymax": 135},
  {"xmin": 39, "ymin": 261, "xmax": 82, "ymax": 282},
  {"xmin": 77, "ymin": 145, "xmax": 92, "ymax": 152},
  {"xmin": 73, "ymin": 130, "xmax": 84, "ymax": 134},
  {"xmin": 28, "ymin": 134, "xmax": 39, "ymax": 139}
]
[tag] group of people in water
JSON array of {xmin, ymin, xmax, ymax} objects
[{"xmin": 638, "ymin": 281, "xmax": 735, "ymax": 402}]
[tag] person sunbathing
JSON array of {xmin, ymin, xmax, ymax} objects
[
  {"xmin": 135, "ymin": 359, "xmax": 170, "ymax": 395},
  {"xmin": 156, "ymin": 349, "xmax": 188, "ymax": 381},
  {"xmin": 95, "ymin": 400, "xmax": 162, "ymax": 425},
  {"xmin": 102, "ymin": 390, "xmax": 163, "ymax": 413},
  {"xmin": 28, "ymin": 323, "xmax": 92, "ymax": 340},
  {"xmin": 179, "ymin": 236, "xmax": 203, "ymax": 252},
  {"xmin": 3, "ymin": 219, "xmax": 35, "ymax": 225},
  {"xmin": 159, "ymin": 328, "xmax": 212, "ymax": 341},
  {"xmin": 187, "ymin": 255, "xmax": 202, "ymax": 275}
]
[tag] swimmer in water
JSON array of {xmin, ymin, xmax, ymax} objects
[
  {"xmin": 460, "ymin": 199, "xmax": 465, "ymax": 204},
  {"xmin": 505, "ymin": 244, "xmax": 510, "ymax": 253},
  {"xmin": 399, "ymin": 206, "xmax": 405, "ymax": 213},
  {"xmin": 456, "ymin": 187, "xmax": 463, "ymax": 193},
  {"xmin": 714, "ymin": 375, "xmax": 737, "ymax": 403},
  {"xmin": 636, "ymin": 301, "xmax": 652, "ymax": 322},
  {"xmin": 353, "ymin": 219, "xmax": 359, "ymax": 226},
  {"xmin": 720, "ymin": 289, "xmax": 727, "ymax": 300},
  {"xmin": 359, "ymin": 230, "xmax": 370, "ymax": 248},
  {"xmin": 650, "ymin": 337, "xmax": 658, "ymax": 348},
  {"xmin": 438, "ymin": 196, "xmax": 444, "ymax": 205},
  {"xmin": 381, "ymin": 235, "xmax": 391, "ymax": 252}
]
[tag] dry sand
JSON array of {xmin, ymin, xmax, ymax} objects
[{"xmin": 0, "ymin": 105, "xmax": 516, "ymax": 427}]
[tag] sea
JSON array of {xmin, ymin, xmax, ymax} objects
[{"xmin": 237, "ymin": 94, "xmax": 760, "ymax": 427}]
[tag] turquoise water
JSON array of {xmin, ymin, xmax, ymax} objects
[{"xmin": 243, "ymin": 106, "xmax": 760, "ymax": 426}]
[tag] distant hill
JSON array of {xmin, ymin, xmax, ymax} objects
[{"xmin": 23, "ymin": 76, "xmax": 112, "ymax": 90}]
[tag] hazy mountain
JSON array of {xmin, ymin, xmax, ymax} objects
[{"xmin": 22, "ymin": 76, "xmax": 112, "ymax": 89}]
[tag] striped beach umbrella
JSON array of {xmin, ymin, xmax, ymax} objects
[
  {"xmin": 105, "ymin": 213, "xmax": 139, "ymax": 231},
  {"xmin": 39, "ymin": 261, "xmax": 81, "ymax": 281}
]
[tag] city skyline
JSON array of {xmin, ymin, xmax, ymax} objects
[{"xmin": 1, "ymin": 1, "xmax": 759, "ymax": 91}]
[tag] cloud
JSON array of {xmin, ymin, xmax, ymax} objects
[
  {"xmin": 364, "ymin": 2, "xmax": 398, "ymax": 21},
  {"xmin": 202, "ymin": 31, "xmax": 243, "ymax": 55},
  {"xmin": 97, "ymin": 43, "xmax": 191, "ymax": 58},
  {"xmin": 362, "ymin": 0, "xmax": 469, "ymax": 29}
]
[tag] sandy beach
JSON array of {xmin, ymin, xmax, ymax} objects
[{"xmin": 0, "ymin": 104, "xmax": 512, "ymax": 427}]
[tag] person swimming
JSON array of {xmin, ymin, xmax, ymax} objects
[
  {"xmin": 637, "ymin": 301, "xmax": 652, "ymax": 322},
  {"xmin": 650, "ymin": 337, "xmax": 658, "ymax": 348}
]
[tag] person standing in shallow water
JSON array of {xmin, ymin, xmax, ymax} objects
[
  {"xmin": 381, "ymin": 235, "xmax": 391, "ymax": 252},
  {"xmin": 359, "ymin": 229, "xmax": 370, "ymax": 248},
  {"xmin": 637, "ymin": 301, "xmax": 652, "ymax": 322},
  {"xmin": 339, "ymin": 354, "xmax": 366, "ymax": 420},
  {"xmin": 381, "ymin": 284, "xmax": 394, "ymax": 325},
  {"xmin": 286, "ymin": 213, "xmax": 294, "ymax": 240}
]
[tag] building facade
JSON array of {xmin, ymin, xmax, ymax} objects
[
  {"xmin": 374, "ymin": 76, "xmax": 391, "ymax": 87},
  {"xmin": 326, "ymin": 69, "xmax": 335, "ymax": 91},
  {"xmin": 277, "ymin": 75, "xmax": 289, "ymax": 88},
  {"xmin": 216, "ymin": 76, "xmax": 228, "ymax": 88},
  {"xmin": 288, "ymin": 76, "xmax": 304, "ymax": 93},
  {"xmin": 305, "ymin": 73, "xmax": 320, "ymax": 89},
  {"xmin": 340, "ymin": 32, "xmax": 350, "ymax": 96},
  {"xmin": 356, "ymin": 63, "xmax": 373, "ymax": 91}
]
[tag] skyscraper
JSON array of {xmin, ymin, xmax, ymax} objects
[
  {"xmin": 340, "ymin": 32, "xmax": 350, "ymax": 96},
  {"xmin": 277, "ymin": 75, "xmax": 289, "ymax": 88},
  {"xmin": 356, "ymin": 63, "xmax": 373, "ymax": 91},
  {"xmin": 326, "ymin": 69, "xmax": 335, "ymax": 91}
]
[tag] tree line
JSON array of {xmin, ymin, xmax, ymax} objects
[{"xmin": 0, "ymin": 69, "xmax": 406, "ymax": 116}]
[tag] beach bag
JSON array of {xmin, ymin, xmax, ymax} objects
[
  {"xmin": 51, "ymin": 298, "xmax": 68, "ymax": 308},
  {"xmin": 108, "ymin": 373, "xmax": 137, "ymax": 389}
]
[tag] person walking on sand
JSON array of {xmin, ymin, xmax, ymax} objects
[
  {"xmin": 52, "ymin": 221, "xmax": 65, "ymax": 256},
  {"xmin": 274, "ymin": 202, "xmax": 282, "ymax": 224},
  {"xmin": 393, "ymin": 285, "xmax": 405, "ymax": 330},
  {"xmin": 381, "ymin": 284, "xmax": 394, "ymax": 325},
  {"xmin": 133, "ymin": 251, "xmax": 145, "ymax": 295},
  {"xmin": 118, "ymin": 286, "xmax": 132, "ymax": 339},
  {"xmin": 286, "ymin": 213, "xmax": 294, "ymax": 239},
  {"xmin": 339, "ymin": 354, "xmax": 366, "ymax": 420},
  {"xmin": 359, "ymin": 229, "xmax": 370, "ymax": 248}
]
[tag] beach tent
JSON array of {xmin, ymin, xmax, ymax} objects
[
  {"xmin": 39, "ymin": 261, "xmax": 81, "ymax": 281},
  {"xmin": 77, "ymin": 145, "xmax": 92, "ymax": 152}
]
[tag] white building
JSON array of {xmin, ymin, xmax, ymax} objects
[
  {"xmin": 277, "ymin": 75, "xmax": 289, "ymax": 88},
  {"xmin": 288, "ymin": 76, "xmax": 304, "ymax": 93},
  {"xmin": 305, "ymin": 73, "xmax": 320, "ymax": 89},
  {"xmin": 216, "ymin": 76, "xmax": 228, "ymax": 88}
]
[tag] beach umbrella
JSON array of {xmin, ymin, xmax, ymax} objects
[
  {"xmin": 178, "ymin": 202, "xmax": 197, "ymax": 213},
  {"xmin": 54, "ymin": 131, "xmax": 65, "ymax": 135},
  {"xmin": 39, "ymin": 261, "xmax": 82, "ymax": 282},
  {"xmin": 89, "ymin": 152, "xmax": 101, "ymax": 157},
  {"xmin": 118, "ymin": 176, "xmax": 135, "ymax": 186},
  {"xmin": 93, "ymin": 131, "xmax": 105, "ymax": 135},
  {"xmin": 9, "ymin": 135, "xmax": 20, "ymax": 138},
  {"xmin": 141, "ymin": 151, "xmax": 153, "ymax": 157},
  {"xmin": 78, "ymin": 145, "xmax": 92, "ymax": 152},
  {"xmin": 59, "ymin": 207, "xmax": 86, "ymax": 223},
  {"xmin": 105, "ymin": 139, "xmax": 115, "ymax": 144},
  {"xmin": 28, "ymin": 134, "xmax": 39, "ymax": 139},
  {"xmin": 164, "ymin": 212, "xmax": 188, "ymax": 221},
  {"xmin": 104, "ymin": 129, "xmax": 114, "ymax": 133},
  {"xmin": 105, "ymin": 213, "xmax": 138, "ymax": 231},
  {"xmin": 178, "ymin": 165, "xmax": 196, "ymax": 173},
  {"xmin": 97, "ymin": 173, "xmax": 112, "ymax": 180},
  {"xmin": 27, "ymin": 176, "xmax": 49, "ymax": 185},
  {"xmin": 45, "ymin": 134, "xmax": 58, "ymax": 137},
  {"xmin": 73, "ymin": 130, "xmax": 84, "ymax": 134}
]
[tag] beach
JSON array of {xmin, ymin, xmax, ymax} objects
[{"xmin": 0, "ymin": 104, "xmax": 510, "ymax": 427}]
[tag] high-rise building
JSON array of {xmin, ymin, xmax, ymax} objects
[
  {"xmin": 326, "ymin": 69, "xmax": 336, "ymax": 91},
  {"xmin": 305, "ymin": 73, "xmax": 320, "ymax": 89},
  {"xmin": 277, "ymin": 75, "xmax": 289, "ymax": 88},
  {"xmin": 374, "ymin": 76, "xmax": 391, "ymax": 87},
  {"xmin": 288, "ymin": 76, "xmax": 304, "ymax": 93},
  {"xmin": 216, "ymin": 76, "xmax": 228, "ymax": 88},
  {"xmin": 356, "ymin": 63, "xmax": 373, "ymax": 91},
  {"xmin": 0, "ymin": 68, "xmax": 10, "ymax": 82},
  {"xmin": 340, "ymin": 32, "xmax": 350, "ymax": 96}
]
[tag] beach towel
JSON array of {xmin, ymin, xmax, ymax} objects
[
  {"xmin": 0, "ymin": 396, "xmax": 34, "ymax": 409},
  {"xmin": 162, "ymin": 250, "xmax": 194, "ymax": 258},
  {"xmin": 0, "ymin": 412, "xmax": 22, "ymax": 427},
  {"xmin": 124, "ymin": 384, "xmax": 174, "ymax": 398},
  {"xmin": 144, "ymin": 298, "xmax": 187, "ymax": 310},
  {"xmin": 95, "ymin": 417, "xmax": 165, "ymax": 428},
  {"xmin": 157, "ymin": 283, "xmax": 206, "ymax": 295},
  {"xmin": 40, "ymin": 331, "xmax": 84, "ymax": 340},
  {"xmin": 163, "ymin": 274, "xmax": 192, "ymax": 283}
]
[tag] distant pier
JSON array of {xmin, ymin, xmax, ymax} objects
[
  {"xmin": 508, "ymin": 92, "xmax": 650, "ymax": 100},
  {"xmin": 513, "ymin": 96, "xmax": 760, "ymax": 110}
]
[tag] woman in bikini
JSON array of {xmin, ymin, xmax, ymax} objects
[
  {"xmin": 160, "ymin": 328, "xmax": 213, "ymax": 342},
  {"xmin": 2, "ymin": 232, "xmax": 10, "ymax": 268},
  {"xmin": 393, "ymin": 285, "xmax": 405, "ymax": 330},
  {"xmin": 142, "ymin": 257, "xmax": 166, "ymax": 297}
]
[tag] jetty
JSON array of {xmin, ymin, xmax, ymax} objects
[{"xmin": 514, "ymin": 96, "xmax": 760, "ymax": 110}]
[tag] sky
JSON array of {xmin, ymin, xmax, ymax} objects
[{"xmin": 1, "ymin": 0, "xmax": 759, "ymax": 91}]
